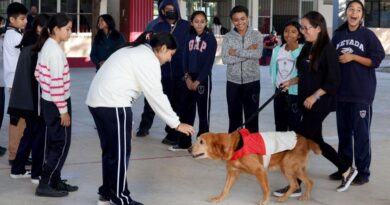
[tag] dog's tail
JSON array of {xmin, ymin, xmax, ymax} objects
[{"xmin": 307, "ymin": 140, "xmax": 321, "ymax": 155}]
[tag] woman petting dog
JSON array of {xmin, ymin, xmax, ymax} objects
[
  {"xmin": 274, "ymin": 11, "xmax": 358, "ymax": 196},
  {"xmin": 86, "ymin": 32, "xmax": 194, "ymax": 205}
]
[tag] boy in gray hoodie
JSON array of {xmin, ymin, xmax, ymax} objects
[{"xmin": 222, "ymin": 5, "xmax": 262, "ymax": 133}]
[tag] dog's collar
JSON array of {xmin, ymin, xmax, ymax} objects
[{"xmin": 234, "ymin": 132, "xmax": 244, "ymax": 152}]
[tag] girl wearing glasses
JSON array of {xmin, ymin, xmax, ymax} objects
[{"xmin": 273, "ymin": 11, "xmax": 357, "ymax": 198}]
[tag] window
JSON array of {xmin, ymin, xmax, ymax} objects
[
  {"xmin": 258, "ymin": 0, "xmax": 271, "ymax": 33},
  {"xmin": 0, "ymin": 0, "xmax": 9, "ymax": 19},
  {"xmin": 61, "ymin": 0, "xmax": 92, "ymax": 32},
  {"xmin": 365, "ymin": 0, "xmax": 390, "ymax": 28}
]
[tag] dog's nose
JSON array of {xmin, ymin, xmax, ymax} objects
[{"xmin": 187, "ymin": 146, "xmax": 192, "ymax": 153}]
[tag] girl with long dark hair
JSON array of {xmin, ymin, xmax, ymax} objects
[
  {"xmin": 86, "ymin": 31, "xmax": 194, "ymax": 205},
  {"xmin": 273, "ymin": 11, "xmax": 358, "ymax": 198},
  {"xmin": 330, "ymin": 0, "xmax": 385, "ymax": 185},
  {"xmin": 170, "ymin": 11, "xmax": 217, "ymax": 151},
  {"xmin": 90, "ymin": 14, "xmax": 126, "ymax": 71},
  {"xmin": 34, "ymin": 13, "xmax": 78, "ymax": 197}
]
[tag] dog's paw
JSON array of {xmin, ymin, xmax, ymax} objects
[
  {"xmin": 276, "ymin": 196, "xmax": 288, "ymax": 202},
  {"xmin": 258, "ymin": 199, "xmax": 269, "ymax": 205},
  {"xmin": 298, "ymin": 194, "xmax": 310, "ymax": 201},
  {"xmin": 208, "ymin": 195, "xmax": 224, "ymax": 203}
]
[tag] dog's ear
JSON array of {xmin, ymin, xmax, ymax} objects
[{"xmin": 210, "ymin": 133, "xmax": 234, "ymax": 160}]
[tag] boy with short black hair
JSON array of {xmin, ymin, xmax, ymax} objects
[
  {"xmin": 222, "ymin": 5, "xmax": 262, "ymax": 133},
  {"xmin": 3, "ymin": 2, "xmax": 28, "ymax": 165}
]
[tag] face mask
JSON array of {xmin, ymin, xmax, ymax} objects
[{"xmin": 165, "ymin": 11, "xmax": 178, "ymax": 20}]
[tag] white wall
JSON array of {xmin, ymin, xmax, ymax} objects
[{"xmin": 318, "ymin": 0, "xmax": 334, "ymax": 35}]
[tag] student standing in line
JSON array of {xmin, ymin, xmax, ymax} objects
[
  {"xmin": 0, "ymin": 16, "xmax": 7, "ymax": 156},
  {"xmin": 9, "ymin": 13, "xmax": 50, "ymax": 184},
  {"xmin": 330, "ymin": 0, "xmax": 385, "ymax": 185},
  {"xmin": 169, "ymin": 11, "xmax": 217, "ymax": 151},
  {"xmin": 3, "ymin": 2, "xmax": 28, "ymax": 166},
  {"xmin": 269, "ymin": 21, "xmax": 304, "ymax": 132},
  {"xmin": 222, "ymin": 5, "xmax": 262, "ymax": 133},
  {"xmin": 86, "ymin": 31, "xmax": 194, "ymax": 205},
  {"xmin": 273, "ymin": 11, "xmax": 357, "ymax": 197},
  {"xmin": 135, "ymin": 0, "xmax": 163, "ymax": 137},
  {"xmin": 90, "ymin": 14, "xmax": 126, "ymax": 72},
  {"xmin": 152, "ymin": 0, "xmax": 190, "ymax": 145},
  {"xmin": 34, "ymin": 13, "xmax": 78, "ymax": 197}
]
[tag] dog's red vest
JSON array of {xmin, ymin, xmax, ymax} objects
[{"xmin": 230, "ymin": 128, "xmax": 266, "ymax": 160}]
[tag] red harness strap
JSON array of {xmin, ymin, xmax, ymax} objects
[{"xmin": 230, "ymin": 128, "xmax": 266, "ymax": 161}]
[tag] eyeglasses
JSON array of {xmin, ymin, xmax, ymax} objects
[{"xmin": 300, "ymin": 26, "xmax": 314, "ymax": 32}]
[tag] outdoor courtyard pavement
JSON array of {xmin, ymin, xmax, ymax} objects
[{"xmin": 0, "ymin": 65, "xmax": 389, "ymax": 205}]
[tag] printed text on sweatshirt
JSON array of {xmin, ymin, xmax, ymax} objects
[{"xmin": 35, "ymin": 38, "xmax": 71, "ymax": 114}]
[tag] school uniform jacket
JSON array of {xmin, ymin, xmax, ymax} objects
[
  {"xmin": 222, "ymin": 27, "xmax": 262, "ymax": 84},
  {"xmin": 183, "ymin": 31, "xmax": 217, "ymax": 83},
  {"xmin": 332, "ymin": 26, "xmax": 385, "ymax": 104},
  {"xmin": 86, "ymin": 44, "xmax": 180, "ymax": 129}
]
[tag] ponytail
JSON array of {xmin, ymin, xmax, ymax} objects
[
  {"xmin": 33, "ymin": 13, "xmax": 72, "ymax": 52},
  {"xmin": 121, "ymin": 31, "xmax": 177, "ymax": 51}
]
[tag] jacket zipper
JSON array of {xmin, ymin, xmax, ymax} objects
[{"xmin": 241, "ymin": 35, "xmax": 244, "ymax": 84}]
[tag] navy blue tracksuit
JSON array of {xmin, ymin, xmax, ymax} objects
[
  {"xmin": 89, "ymin": 106, "xmax": 133, "ymax": 205},
  {"xmin": 332, "ymin": 26, "xmax": 385, "ymax": 179},
  {"xmin": 40, "ymin": 98, "xmax": 71, "ymax": 186},
  {"xmin": 176, "ymin": 31, "xmax": 217, "ymax": 148}
]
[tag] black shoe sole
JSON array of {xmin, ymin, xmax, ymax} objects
[{"xmin": 35, "ymin": 190, "xmax": 69, "ymax": 197}]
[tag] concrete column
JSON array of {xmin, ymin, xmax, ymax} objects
[{"xmin": 251, "ymin": 0, "xmax": 259, "ymax": 30}]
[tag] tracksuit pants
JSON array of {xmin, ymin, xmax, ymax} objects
[
  {"xmin": 226, "ymin": 80, "xmax": 260, "ymax": 133},
  {"xmin": 89, "ymin": 106, "xmax": 135, "ymax": 205},
  {"xmin": 273, "ymin": 90, "xmax": 301, "ymax": 132},
  {"xmin": 177, "ymin": 74, "xmax": 211, "ymax": 148},
  {"xmin": 337, "ymin": 102, "xmax": 372, "ymax": 179},
  {"xmin": 40, "ymin": 98, "xmax": 72, "ymax": 186},
  {"xmin": 11, "ymin": 116, "xmax": 45, "ymax": 178}
]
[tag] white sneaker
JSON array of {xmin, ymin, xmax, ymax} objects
[
  {"xmin": 10, "ymin": 170, "xmax": 31, "ymax": 179},
  {"xmin": 31, "ymin": 177, "xmax": 40, "ymax": 184},
  {"xmin": 97, "ymin": 196, "xmax": 110, "ymax": 205},
  {"xmin": 168, "ymin": 145, "xmax": 188, "ymax": 152}
]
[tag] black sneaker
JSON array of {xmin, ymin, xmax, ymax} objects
[
  {"xmin": 35, "ymin": 183, "xmax": 69, "ymax": 197},
  {"xmin": 0, "ymin": 146, "xmax": 6, "ymax": 157},
  {"xmin": 161, "ymin": 138, "xmax": 177, "ymax": 145},
  {"xmin": 272, "ymin": 185, "xmax": 302, "ymax": 197},
  {"xmin": 329, "ymin": 171, "xmax": 342, "ymax": 180},
  {"xmin": 337, "ymin": 167, "xmax": 358, "ymax": 192},
  {"xmin": 136, "ymin": 129, "xmax": 149, "ymax": 137},
  {"xmin": 129, "ymin": 200, "xmax": 143, "ymax": 205},
  {"xmin": 97, "ymin": 195, "xmax": 110, "ymax": 205},
  {"xmin": 54, "ymin": 180, "xmax": 79, "ymax": 192},
  {"xmin": 352, "ymin": 175, "xmax": 369, "ymax": 185}
]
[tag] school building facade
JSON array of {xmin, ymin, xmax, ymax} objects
[{"xmin": 1, "ymin": 0, "xmax": 389, "ymax": 67}]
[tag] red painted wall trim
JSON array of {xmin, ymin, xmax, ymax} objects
[
  {"xmin": 129, "ymin": 0, "xmax": 153, "ymax": 41},
  {"xmin": 67, "ymin": 57, "xmax": 94, "ymax": 68}
]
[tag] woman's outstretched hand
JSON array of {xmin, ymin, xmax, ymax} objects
[{"xmin": 176, "ymin": 123, "xmax": 195, "ymax": 136}]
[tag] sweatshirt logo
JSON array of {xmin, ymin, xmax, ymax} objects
[
  {"xmin": 189, "ymin": 39, "xmax": 207, "ymax": 52},
  {"xmin": 360, "ymin": 110, "xmax": 367, "ymax": 118},
  {"xmin": 336, "ymin": 39, "xmax": 365, "ymax": 52},
  {"xmin": 341, "ymin": 47, "xmax": 354, "ymax": 54}
]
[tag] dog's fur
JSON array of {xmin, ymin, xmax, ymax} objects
[{"xmin": 189, "ymin": 131, "xmax": 321, "ymax": 205}]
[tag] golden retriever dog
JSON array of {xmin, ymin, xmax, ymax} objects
[{"xmin": 188, "ymin": 130, "xmax": 321, "ymax": 205}]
